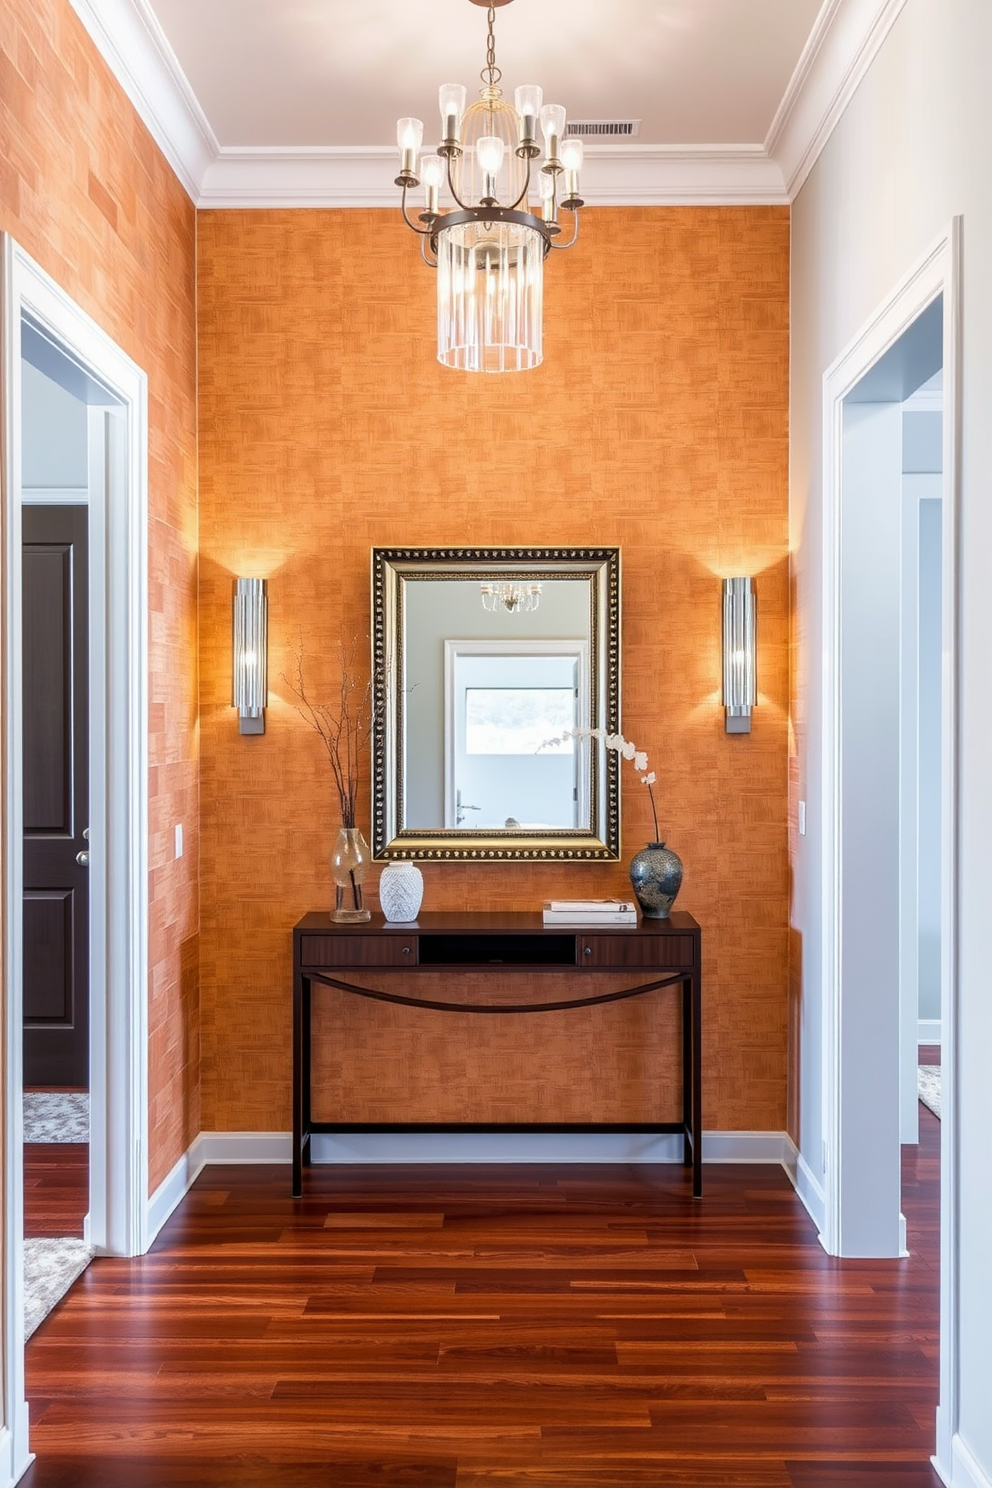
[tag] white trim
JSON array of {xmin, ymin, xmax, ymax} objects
[
  {"xmin": 60, "ymin": 0, "xmax": 911, "ymax": 209},
  {"xmin": 767, "ymin": 0, "xmax": 910, "ymax": 198},
  {"xmin": 2, "ymin": 235, "xmax": 150, "ymax": 1481},
  {"xmin": 147, "ymin": 1137, "xmax": 205, "ymax": 1243},
  {"xmin": 20, "ymin": 486, "xmax": 88, "ymax": 506},
  {"xmin": 819, "ymin": 218, "xmax": 961, "ymax": 1459},
  {"xmin": 938, "ymin": 1434, "xmax": 992, "ymax": 1488},
  {"xmin": 64, "ymin": 0, "xmax": 216, "ymax": 201},
  {"xmin": 198, "ymin": 144, "xmax": 789, "ymax": 209},
  {"xmin": 786, "ymin": 1141, "xmax": 829, "ymax": 1237},
  {"xmin": 919, "ymin": 1019, "xmax": 942, "ymax": 1045},
  {"xmin": 197, "ymin": 1129, "xmax": 797, "ymax": 1168}
]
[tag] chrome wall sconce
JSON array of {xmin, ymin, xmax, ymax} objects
[
  {"xmin": 722, "ymin": 577, "xmax": 756, "ymax": 734},
  {"xmin": 233, "ymin": 578, "xmax": 267, "ymax": 735}
]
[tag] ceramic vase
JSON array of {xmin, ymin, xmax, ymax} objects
[
  {"xmin": 378, "ymin": 861, "xmax": 425, "ymax": 923},
  {"xmin": 629, "ymin": 841, "xmax": 683, "ymax": 919},
  {"xmin": 331, "ymin": 826, "xmax": 372, "ymax": 923}
]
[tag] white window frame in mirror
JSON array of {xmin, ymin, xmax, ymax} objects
[
  {"xmin": 371, "ymin": 547, "xmax": 621, "ymax": 862},
  {"xmin": 442, "ymin": 639, "xmax": 591, "ymax": 831}
]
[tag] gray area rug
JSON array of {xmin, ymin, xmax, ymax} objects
[
  {"xmin": 24, "ymin": 1238, "xmax": 92, "ymax": 1339},
  {"xmin": 23, "ymin": 1091, "xmax": 89, "ymax": 1143},
  {"xmin": 918, "ymin": 1064, "xmax": 941, "ymax": 1119}
]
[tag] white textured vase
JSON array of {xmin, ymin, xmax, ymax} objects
[{"xmin": 378, "ymin": 862, "xmax": 424, "ymax": 923}]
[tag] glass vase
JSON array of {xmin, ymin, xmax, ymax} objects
[{"xmin": 331, "ymin": 826, "xmax": 372, "ymax": 923}]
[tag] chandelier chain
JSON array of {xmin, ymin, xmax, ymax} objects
[{"xmin": 481, "ymin": 5, "xmax": 502, "ymax": 88}]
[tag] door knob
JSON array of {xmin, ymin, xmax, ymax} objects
[{"xmin": 76, "ymin": 850, "xmax": 90, "ymax": 867}]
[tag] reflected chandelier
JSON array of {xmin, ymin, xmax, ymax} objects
[{"xmin": 395, "ymin": 0, "xmax": 584, "ymax": 374}]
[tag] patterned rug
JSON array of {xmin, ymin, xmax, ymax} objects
[
  {"xmin": 23, "ymin": 1091, "xmax": 89, "ymax": 1143},
  {"xmin": 918, "ymin": 1065, "xmax": 941, "ymax": 1119},
  {"xmin": 24, "ymin": 1238, "xmax": 92, "ymax": 1339}
]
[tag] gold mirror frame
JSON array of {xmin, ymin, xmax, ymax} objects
[{"xmin": 372, "ymin": 547, "xmax": 621, "ymax": 861}]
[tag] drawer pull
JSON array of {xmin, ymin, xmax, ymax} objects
[
  {"xmin": 583, "ymin": 945, "xmax": 592, "ymax": 956},
  {"xmin": 402, "ymin": 946, "xmax": 411, "ymax": 955}
]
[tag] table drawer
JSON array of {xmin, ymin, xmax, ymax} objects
[
  {"xmin": 299, "ymin": 934, "xmax": 417, "ymax": 968},
  {"xmin": 579, "ymin": 934, "xmax": 694, "ymax": 969}
]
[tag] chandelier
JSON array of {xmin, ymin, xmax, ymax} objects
[
  {"xmin": 395, "ymin": 0, "xmax": 584, "ymax": 374},
  {"xmin": 480, "ymin": 581, "xmax": 542, "ymax": 614}
]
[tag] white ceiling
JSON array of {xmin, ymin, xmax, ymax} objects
[
  {"xmin": 148, "ymin": 0, "xmax": 823, "ymax": 150},
  {"xmin": 66, "ymin": 0, "xmax": 908, "ymax": 204}
]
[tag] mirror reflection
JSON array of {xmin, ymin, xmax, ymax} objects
[{"xmin": 372, "ymin": 549, "xmax": 621, "ymax": 861}]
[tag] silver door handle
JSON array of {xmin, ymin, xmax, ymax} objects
[{"xmin": 76, "ymin": 851, "xmax": 90, "ymax": 867}]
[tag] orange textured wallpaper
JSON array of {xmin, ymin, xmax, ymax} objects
[
  {"xmin": 197, "ymin": 206, "xmax": 790, "ymax": 1135},
  {"xmin": 1, "ymin": 0, "xmax": 199, "ymax": 1188}
]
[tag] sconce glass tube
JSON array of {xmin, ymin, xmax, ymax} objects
[
  {"xmin": 233, "ymin": 578, "xmax": 267, "ymax": 735},
  {"xmin": 722, "ymin": 577, "xmax": 756, "ymax": 734}
]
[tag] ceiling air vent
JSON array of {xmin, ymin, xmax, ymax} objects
[{"xmin": 565, "ymin": 119, "xmax": 641, "ymax": 139}]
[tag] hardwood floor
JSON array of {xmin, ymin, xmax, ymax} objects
[
  {"xmin": 23, "ymin": 1145, "xmax": 88, "ymax": 1239},
  {"xmin": 22, "ymin": 1116, "xmax": 942, "ymax": 1488}
]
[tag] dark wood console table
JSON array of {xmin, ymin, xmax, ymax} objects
[{"xmin": 292, "ymin": 910, "xmax": 702, "ymax": 1199}]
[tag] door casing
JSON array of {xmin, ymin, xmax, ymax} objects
[{"xmin": 1, "ymin": 235, "xmax": 150, "ymax": 1485}]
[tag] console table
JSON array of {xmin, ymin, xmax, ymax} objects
[{"xmin": 292, "ymin": 910, "xmax": 702, "ymax": 1199}]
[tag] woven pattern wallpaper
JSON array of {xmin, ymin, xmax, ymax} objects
[{"xmin": 197, "ymin": 205, "xmax": 791, "ymax": 1135}]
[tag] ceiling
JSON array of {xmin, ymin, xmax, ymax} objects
[
  {"xmin": 67, "ymin": 0, "xmax": 903, "ymax": 204},
  {"xmin": 148, "ymin": 0, "xmax": 824, "ymax": 151}
]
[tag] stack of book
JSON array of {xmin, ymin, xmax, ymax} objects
[{"xmin": 542, "ymin": 898, "xmax": 639, "ymax": 926}]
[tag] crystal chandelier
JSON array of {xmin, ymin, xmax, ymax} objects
[
  {"xmin": 480, "ymin": 581, "xmax": 542, "ymax": 614},
  {"xmin": 395, "ymin": 0, "xmax": 584, "ymax": 374}
]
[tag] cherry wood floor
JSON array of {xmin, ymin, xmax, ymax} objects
[
  {"xmin": 21, "ymin": 1109, "xmax": 942, "ymax": 1488},
  {"xmin": 24, "ymin": 1145, "xmax": 88, "ymax": 1239}
]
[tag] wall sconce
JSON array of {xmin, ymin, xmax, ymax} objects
[
  {"xmin": 233, "ymin": 578, "xmax": 267, "ymax": 735},
  {"xmin": 722, "ymin": 577, "xmax": 756, "ymax": 734}
]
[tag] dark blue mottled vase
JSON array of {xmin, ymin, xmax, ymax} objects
[{"xmin": 629, "ymin": 842, "xmax": 683, "ymax": 919}]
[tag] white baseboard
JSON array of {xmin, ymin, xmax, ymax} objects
[
  {"xmin": 946, "ymin": 1434, "xmax": 992, "ymax": 1488},
  {"xmin": 932, "ymin": 1434, "xmax": 992, "ymax": 1488},
  {"xmin": 784, "ymin": 1137, "xmax": 828, "ymax": 1236},
  {"xmin": 147, "ymin": 1136, "xmax": 205, "ymax": 1245},
  {"xmin": 0, "ymin": 1417, "xmax": 32, "ymax": 1487},
  {"xmin": 194, "ymin": 1128, "xmax": 795, "ymax": 1167},
  {"xmin": 919, "ymin": 1018, "xmax": 942, "ymax": 1045}
]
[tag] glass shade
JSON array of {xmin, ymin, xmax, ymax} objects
[
  {"xmin": 514, "ymin": 84, "xmax": 543, "ymax": 142},
  {"xmin": 396, "ymin": 117, "xmax": 424, "ymax": 153},
  {"xmin": 436, "ymin": 218, "xmax": 544, "ymax": 373},
  {"xmin": 232, "ymin": 577, "xmax": 267, "ymax": 734},
  {"xmin": 540, "ymin": 103, "xmax": 566, "ymax": 148},
  {"xmin": 421, "ymin": 154, "xmax": 446, "ymax": 187},
  {"xmin": 560, "ymin": 137, "xmax": 584, "ymax": 172},
  {"xmin": 438, "ymin": 83, "xmax": 467, "ymax": 136},
  {"xmin": 476, "ymin": 134, "xmax": 505, "ymax": 177}
]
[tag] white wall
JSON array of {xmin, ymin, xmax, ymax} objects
[
  {"xmin": 917, "ymin": 491, "xmax": 942, "ymax": 1025},
  {"xmin": 20, "ymin": 357, "xmax": 87, "ymax": 490},
  {"xmin": 791, "ymin": 0, "xmax": 992, "ymax": 1477}
]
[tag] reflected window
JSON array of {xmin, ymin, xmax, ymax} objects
[{"xmin": 465, "ymin": 688, "xmax": 576, "ymax": 756}]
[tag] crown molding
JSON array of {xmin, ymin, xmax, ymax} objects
[
  {"xmin": 197, "ymin": 144, "xmax": 788, "ymax": 209},
  {"xmin": 766, "ymin": 0, "xmax": 910, "ymax": 197},
  {"xmin": 66, "ymin": 0, "xmax": 907, "ymax": 208},
  {"xmin": 65, "ymin": 0, "xmax": 217, "ymax": 200}
]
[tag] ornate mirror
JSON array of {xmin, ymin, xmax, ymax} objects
[{"xmin": 372, "ymin": 547, "xmax": 621, "ymax": 861}]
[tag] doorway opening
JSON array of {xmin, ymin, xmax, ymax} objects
[
  {"xmin": 817, "ymin": 220, "xmax": 961, "ymax": 1476},
  {"xmin": 2, "ymin": 235, "xmax": 150, "ymax": 1482},
  {"xmin": 20, "ymin": 339, "xmax": 93, "ymax": 1337}
]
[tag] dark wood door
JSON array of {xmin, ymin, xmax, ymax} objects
[{"xmin": 23, "ymin": 505, "xmax": 89, "ymax": 1087}]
